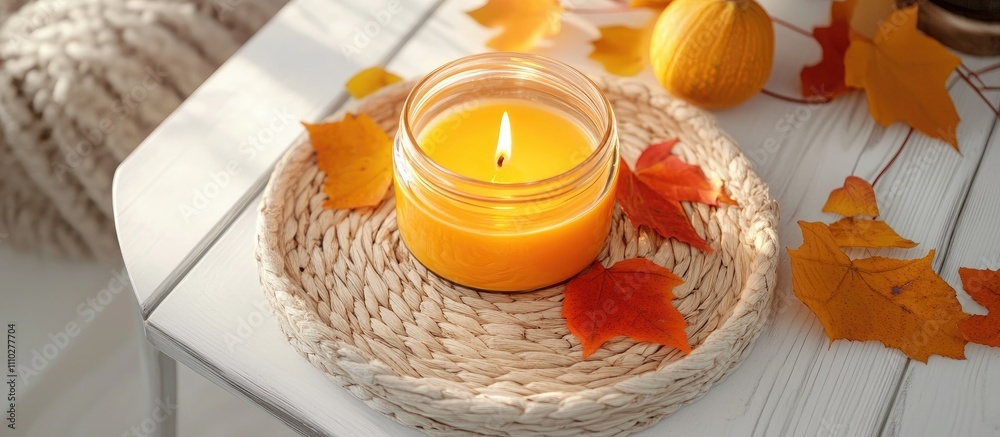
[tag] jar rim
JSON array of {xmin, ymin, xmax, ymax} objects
[{"xmin": 399, "ymin": 52, "xmax": 616, "ymax": 194}]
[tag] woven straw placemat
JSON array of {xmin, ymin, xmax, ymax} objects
[{"xmin": 256, "ymin": 77, "xmax": 779, "ymax": 436}]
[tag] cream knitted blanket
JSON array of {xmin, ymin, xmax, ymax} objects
[{"xmin": 0, "ymin": 0, "xmax": 287, "ymax": 263}]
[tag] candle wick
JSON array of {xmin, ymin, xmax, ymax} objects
[{"xmin": 497, "ymin": 155, "xmax": 505, "ymax": 168}]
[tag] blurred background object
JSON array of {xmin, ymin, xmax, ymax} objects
[
  {"xmin": 0, "ymin": 0, "xmax": 287, "ymax": 262},
  {"xmin": 933, "ymin": 0, "xmax": 1000, "ymax": 21},
  {"xmin": 902, "ymin": 0, "xmax": 1000, "ymax": 55}
]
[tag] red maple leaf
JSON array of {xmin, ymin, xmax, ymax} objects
[
  {"xmin": 562, "ymin": 259, "xmax": 690, "ymax": 358},
  {"xmin": 959, "ymin": 267, "xmax": 1000, "ymax": 347},
  {"xmin": 617, "ymin": 158, "xmax": 713, "ymax": 252},
  {"xmin": 617, "ymin": 140, "xmax": 734, "ymax": 252},
  {"xmin": 634, "ymin": 140, "xmax": 736, "ymax": 206},
  {"xmin": 801, "ymin": 0, "xmax": 857, "ymax": 99}
]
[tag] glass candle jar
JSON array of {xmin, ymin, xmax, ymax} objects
[{"xmin": 393, "ymin": 53, "xmax": 619, "ymax": 292}]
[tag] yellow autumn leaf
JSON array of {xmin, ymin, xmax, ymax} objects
[
  {"xmin": 823, "ymin": 176, "xmax": 879, "ymax": 217},
  {"xmin": 844, "ymin": 6, "xmax": 961, "ymax": 149},
  {"xmin": 589, "ymin": 25, "xmax": 650, "ymax": 76},
  {"xmin": 829, "ymin": 217, "xmax": 917, "ymax": 249},
  {"xmin": 467, "ymin": 0, "xmax": 564, "ymax": 52},
  {"xmin": 788, "ymin": 221, "xmax": 967, "ymax": 362},
  {"xmin": 304, "ymin": 114, "xmax": 392, "ymax": 209},
  {"xmin": 345, "ymin": 66, "xmax": 403, "ymax": 99}
]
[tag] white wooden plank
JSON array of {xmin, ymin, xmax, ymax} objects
[
  {"xmin": 113, "ymin": 0, "xmax": 440, "ymax": 311},
  {"xmin": 141, "ymin": 0, "xmax": 1000, "ymax": 436},
  {"xmin": 881, "ymin": 123, "xmax": 1000, "ymax": 437}
]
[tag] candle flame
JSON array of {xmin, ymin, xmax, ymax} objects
[{"xmin": 495, "ymin": 111, "xmax": 511, "ymax": 168}]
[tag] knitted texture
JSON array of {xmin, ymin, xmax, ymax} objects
[
  {"xmin": 0, "ymin": 0, "xmax": 288, "ymax": 262},
  {"xmin": 0, "ymin": 0, "xmax": 28, "ymax": 23},
  {"xmin": 256, "ymin": 79, "xmax": 780, "ymax": 436}
]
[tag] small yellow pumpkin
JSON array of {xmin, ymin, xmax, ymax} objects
[{"xmin": 649, "ymin": 0, "xmax": 774, "ymax": 109}]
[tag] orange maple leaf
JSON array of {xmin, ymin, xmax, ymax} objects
[
  {"xmin": 849, "ymin": 0, "xmax": 897, "ymax": 41},
  {"xmin": 823, "ymin": 176, "xmax": 879, "ymax": 217},
  {"xmin": 563, "ymin": 258, "xmax": 690, "ymax": 358},
  {"xmin": 788, "ymin": 221, "xmax": 967, "ymax": 362},
  {"xmin": 305, "ymin": 114, "xmax": 392, "ymax": 209},
  {"xmin": 800, "ymin": 0, "xmax": 857, "ymax": 99},
  {"xmin": 844, "ymin": 6, "xmax": 961, "ymax": 149},
  {"xmin": 589, "ymin": 25, "xmax": 650, "ymax": 77},
  {"xmin": 634, "ymin": 140, "xmax": 736, "ymax": 207},
  {"xmin": 345, "ymin": 66, "xmax": 403, "ymax": 99},
  {"xmin": 629, "ymin": 0, "xmax": 671, "ymax": 8},
  {"xmin": 829, "ymin": 217, "xmax": 917, "ymax": 249},
  {"xmin": 959, "ymin": 267, "xmax": 1000, "ymax": 347},
  {"xmin": 467, "ymin": 0, "xmax": 564, "ymax": 52}
]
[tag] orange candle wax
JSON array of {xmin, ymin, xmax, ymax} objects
[{"xmin": 394, "ymin": 101, "xmax": 617, "ymax": 291}]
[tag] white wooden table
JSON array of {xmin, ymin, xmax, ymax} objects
[{"xmin": 111, "ymin": 1, "xmax": 1000, "ymax": 435}]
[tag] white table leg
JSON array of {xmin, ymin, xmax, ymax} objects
[{"xmin": 138, "ymin": 339, "xmax": 178, "ymax": 437}]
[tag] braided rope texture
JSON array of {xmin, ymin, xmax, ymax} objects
[
  {"xmin": 0, "ymin": 0, "xmax": 287, "ymax": 262},
  {"xmin": 257, "ymin": 78, "xmax": 780, "ymax": 436}
]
